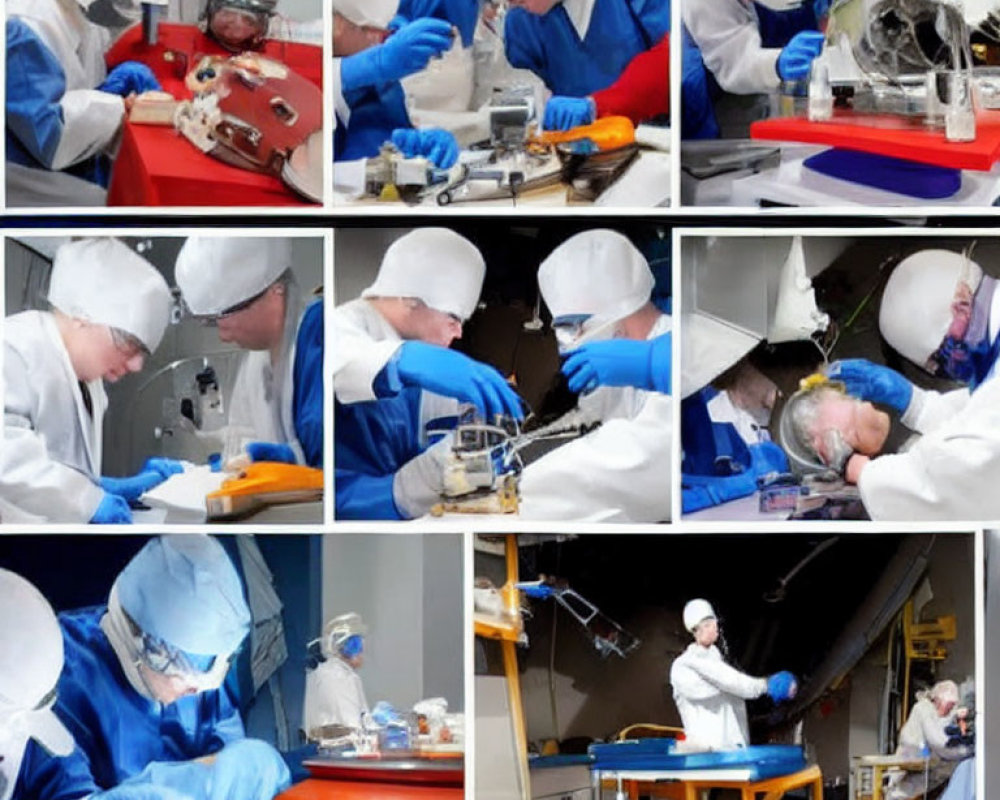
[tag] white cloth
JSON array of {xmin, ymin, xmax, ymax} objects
[
  {"xmin": 6, "ymin": 0, "xmax": 125, "ymax": 207},
  {"xmin": 302, "ymin": 658, "xmax": 369, "ymax": 735},
  {"xmin": 2, "ymin": 311, "xmax": 106, "ymax": 522},
  {"xmin": 517, "ymin": 314, "xmax": 672, "ymax": 522},
  {"xmin": 682, "ymin": 0, "xmax": 781, "ymax": 94},
  {"xmin": 885, "ymin": 698, "xmax": 972, "ymax": 800},
  {"xmin": 669, "ymin": 642, "xmax": 768, "ymax": 752},
  {"xmin": 858, "ymin": 378, "xmax": 1000, "ymax": 520},
  {"xmin": 332, "ymin": 298, "xmax": 406, "ymax": 404}
]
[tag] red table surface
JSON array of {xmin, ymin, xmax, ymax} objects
[
  {"xmin": 277, "ymin": 779, "xmax": 464, "ymax": 800},
  {"xmin": 105, "ymin": 23, "xmax": 322, "ymax": 207},
  {"xmin": 750, "ymin": 111, "xmax": 1000, "ymax": 172}
]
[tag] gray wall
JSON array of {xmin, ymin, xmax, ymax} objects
[
  {"xmin": 333, "ymin": 228, "xmax": 413, "ymax": 303},
  {"xmin": 321, "ymin": 534, "xmax": 465, "ymax": 713}
]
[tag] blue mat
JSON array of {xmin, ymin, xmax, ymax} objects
[
  {"xmin": 803, "ymin": 149, "xmax": 961, "ymax": 199},
  {"xmin": 589, "ymin": 739, "xmax": 807, "ymax": 781}
]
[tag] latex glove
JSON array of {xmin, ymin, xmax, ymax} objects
[
  {"xmin": 371, "ymin": 701, "xmax": 403, "ymax": 726},
  {"xmin": 767, "ymin": 671, "xmax": 798, "ymax": 702},
  {"xmin": 826, "ymin": 358, "xmax": 914, "ymax": 412},
  {"xmin": 395, "ymin": 341, "xmax": 523, "ymax": 421},
  {"xmin": 340, "ymin": 18, "xmax": 453, "ymax": 90},
  {"xmin": 90, "ymin": 492, "xmax": 133, "ymax": 524},
  {"xmin": 208, "ymin": 739, "xmax": 292, "ymax": 800},
  {"xmin": 141, "ymin": 457, "xmax": 184, "ymax": 481},
  {"xmin": 391, "ymin": 128, "xmax": 459, "ymax": 169},
  {"xmin": 392, "ymin": 434, "xmax": 454, "ymax": 519},
  {"xmin": 245, "ymin": 442, "xmax": 297, "ymax": 464},
  {"xmin": 776, "ymin": 31, "xmax": 825, "ymax": 80},
  {"xmin": 561, "ymin": 335, "xmax": 671, "ymax": 395},
  {"xmin": 543, "ymin": 96, "xmax": 596, "ymax": 131},
  {"xmin": 100, "ymin": 470, "xmax": 169, "ymax": 503},
  {"xmin": 98, "ymin": 61, "xmax": 161, "ymax": 96}
]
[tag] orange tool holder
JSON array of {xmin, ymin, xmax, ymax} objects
[
  {"xmin": 532, "ymin": 116, "xmax": 636, "ymax": 151},
  {"xmin": 206, "ymin": 462, "xmax": 324, "ymax": 519}
]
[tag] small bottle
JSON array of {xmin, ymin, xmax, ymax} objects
[{"xmin": 808, "ymin": 57, "xmax": 834, "ymax": 122}]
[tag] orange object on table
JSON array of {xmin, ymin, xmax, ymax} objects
[
  {"xmin": 533, "ymin": 116, "xmax": 636, "ymax": 150},
  {"xmin": 278, "ymin": 779, "xmax": 463, "ymax": 800},
  {"xmin": 751, "ymin": 112, "xmax": 1000, "ymax": 172},
  {"xmin": 107, "ymin": 123, "xmax": 317, "ymax": 206},
  {"xmin": 105, "ymin": 23, "xmax": 322, "ymax": 99}
]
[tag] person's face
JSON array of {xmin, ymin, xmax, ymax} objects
[
  {"xmin": 347, "ymin": 653, "xmax": 364, "ymax": 669},
  {"xmin": 73, "ymin": 323, "xmax": 145, "ymax": 383},
  {"xmin": 935, "ymin": 698, "xmax": 956, "ymax": 717},
  {"xmin": 397, "ymin": 299, "xmax": 464, "ymax": 347},
  {"xmin": 215, "ymin": 284, "xmax": 284, "ymax": 350},
  {"xmin": 508, "ymin": 0, "xmax": 560, "ymax": 13},
  {"xmin": 815, "ymin": 394, "xmax": 890, "ymax": 461},
  {"xmin": 209, "ymin": 7, "xmax": 267, "ymax": 50},
  {"xmin": 137, "ymin": 662, "xmax": 200, "ymax": 705},
  {"xmin": 693, "ymin": 617, "xmax": 718, "ymax": 647}
]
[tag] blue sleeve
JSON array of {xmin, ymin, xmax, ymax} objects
[
  {"xmin": 631, "ymin": 0, "xmax": 671, "ymax": 41},
  {"xmin": 6, "ymin": 18, "xmax": 68, "ymax": 168},
  {"xmin": 335, "ymin": 469, "xmax": 405, "ymax": 520},
  {"xmin": 199, "ymin": 683, "xmax": 246, "ymax": 755},
  {"xmin": 293, "ymin": 300, "xmax": 324, "ymax": 469},
  {"xmin": 503, "ymin": 10, "xmax": 547, "ymax": 79},
  {"xmin": 15, "ymin": 739, "xmax": 99, "ymax": 800},
  {"xmin": 650, "ymin": 332, "xmax": 671, "ymax": 394}
]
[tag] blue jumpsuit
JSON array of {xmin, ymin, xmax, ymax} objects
[
  {"xmin": 13, "ymin": 740, "xmax": 98, "ymax": 800},
  {"xmin": 292, "ymin": 300, "xmax": 324, "ymax": 468},
  {"xmin": 505, "ymin": 0, "xmax": 670, "ymax": 97},
  {"xmin": 54, "ymin": 607, "xmax": 244, "ymax": 791}
]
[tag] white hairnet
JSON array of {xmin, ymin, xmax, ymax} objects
[
  {"xmin": 174, "ymin": 237, "xmax": 292, "ymax": 316},
  {"xmin": 115, "ymin": 535, "xmax": 251, "ymax": 657},
  {"xmin": 538, "ymin": 230, "xmax": 654, "ymax": 324},
  {"xmin": 929, "ymin": 679, "xmax": 960, "ymax": 706},
  {"xmin": 333, "ymin": 0, "xmax": 398, "ymax": 27},
  {"xmin": 0, "ymin": 570, "xmax": 74, "ymax": 758},
  {"xmin": 48, "ymin": 238, "xmax": 171, "ymax": 353},
  {"xmin": 879, "ymin": 249, "xmax": 983, "ymax": 369},
  {"xmin": 362, "ymin": 228, "xmax": 486, "ymax": 321},
  {"xmin": 682, "ymin": 598, "xmax": 716, "ymax": 633}
]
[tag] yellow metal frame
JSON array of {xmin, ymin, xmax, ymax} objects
[{"xmin": 900, "ymin": 599, "xmax": 957, "ymax": 721}]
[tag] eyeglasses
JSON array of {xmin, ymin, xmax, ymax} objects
[
  {"xmin": 140, "ymin": 632, "xmax": 216, "ymax": 678},
  {"xmin": 217, "ymin": 286, "xmax": 270, "ymax": 319}
]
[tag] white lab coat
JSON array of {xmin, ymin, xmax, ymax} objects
[
  {"xmin": 885, "ymin": 698, "xmax": 973, "ymax": 800},
  {"xmin": 226, "ymin": 346, "xmax": 303, "ymax": 463},
  {"xmin": 669, "ymin": 642, "xmax": 768, "ymax": 752},
  {"xmin": 858, "ymin": 376, "xmax": 1000, "ymax": 520},
  {"xmin": 682, "ymin": 0, "xmax": 781, "ymax": 94},
  {"xmin": 302, "ymin": 658, "xmax": 369, "ymax": 736},
  {"xmin": 332, "ymin": 298, "xmax": 406, "ymax": 404},
  {"xmin": 2, "ymin": 311, "xmax": 106, "ymax": 522},
  {"xmin": 517, "ymin": 314, "xmax": 673, "ymax": 523},
  {"xmin": 6, "ymin": 0, "xmax": 125, "ymax": 207}
]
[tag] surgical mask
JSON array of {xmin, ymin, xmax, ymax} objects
[
  {"xmin": 926, "ymin": 275, "xmax": 997, "ymax": 387},
  {"xmin": 552, "ymin": 314, "xmax": 620, "ymax": 353},
  {"xmin": 754, "ymin": 0, "xmax": 805, "ymax": 10}
]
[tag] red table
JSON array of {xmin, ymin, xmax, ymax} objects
[
  {"xmin": 751, "ymin": 110, "xmax": 1000, "ymax": 171},
  {"xmin": 104, "ymin": 23, "xmax": 322, "ymax": 207},
  {"xmin": 277, "ymin": 779, "xmax": 463, "ymax": 800}
]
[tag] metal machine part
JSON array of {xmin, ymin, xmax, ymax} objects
[
  {"xmin": 433, "ymin": 415, "xmax": 524, "ymax": 514},
  {"xmin": 814, "ymin": 0, "xmax": 975, "ymax": 140},
  {"xmin": 488, "ymin": 85, "xmax": 537, "ymax": 148},
  {"xmin": 141, "ymin": 0, "xmax": 169, "ymax": 45}
]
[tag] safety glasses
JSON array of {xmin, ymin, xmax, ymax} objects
[{"xmin": 140, "ymin": 632, "xmax": 216, "ymax": 678}]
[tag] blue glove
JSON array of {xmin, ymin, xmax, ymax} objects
[
  {"xmin": 340, "ymin": 18, "xmax": 453, "ymax": 90},
  {"xmin": 208, "ymin": 739, "xmax": 292, "ymax": 800},
  {"xmin": 90, "ymin": 492, "xmax": 133, "ymax": 524},
  {"xmin": 246, "ymin": 442, "xmax": 297, "ymax": 464},
  {"xmin": 825, "ymin": 358, "xmax": 913, "ymax": 413},
  {"xmin": 100, "ymin": 471, "xmax": 169, "ymax": 503},
  {"xmin": 394, "ymin": 341, "xmax": 524, "ymax": 421},
  {"xmin": 561, "ymin": 334, "xmax": 672, "ymax": 395},
  {"xmin": 767, "ymin": 671, "xmax": 798, "ymax": 702},
  {"xmin": 141, "ymin": 457, "xmax": 184, "ymax": 481},
  {"xmin": 371, "ymin": 701, "xmax": 403, "ymax": 726},
  {"xmin": 776, "ymin": 31, "xmax": 825, "ymax": 81},
  {"xmin": 391, "ymin": 128, "xmax": 459, "ymax": 169},
  {"xmin": 543, "ymin": 96, "xmax": 596, "ymax": 131},
  {"xmin": 98, "ymin": 61, "xmax": 161, "ymax": 96},
  {"xmin": 516, "ymin": 581, "xmax": 555, "ymax": 599}
]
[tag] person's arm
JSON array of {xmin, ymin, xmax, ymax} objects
[
  {"xmin": 921, "ymin": 711, "xmax": 974, "ymax": 761},
  {"xmin": 857, "ymin": 379, "xmax": 1000, "ymax": 520},
  {"xmin": 15, "ymin": 739, "xmax": 101, "ymax": 800},
  {"xmin": 293, "ymin": 300, "xmax": 324, "ymax": 468},
  {"xmin": 900, "ymin": 386, "xmax": 972, "ymax": 435},
  {"xmin": 331, "ymin": 306, "xmax": 404, "ymax": 404},
  {"xmin": 679, "ymin": 654, "xmax": 769, "ymax": 700},
  {"xmin": 682, "ymin": 0, "xmax": 780, "ymax": 94},
  {"xmin": 591, "ymin": 35, "xmax": 669, "ymax": 124},
  {"xmin": 6, "ymin": 18, "xmax": 124, "ymax": 170},
  {"xmin": 3, "ymin": 344, "xmax": 106, "ymax": 522}
]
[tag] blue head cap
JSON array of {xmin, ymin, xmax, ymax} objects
[{"xmin": 117, "ymin": 535, "xmax": 251, "ymax": 657}]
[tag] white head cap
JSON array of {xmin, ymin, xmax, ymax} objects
[
  {"xmin": 175, "ymin": 237, "xmax": 292, "ymax": 316},
  {"xmin": 879, "ymin": 249, "xmax": 983, "ymax": 370},
  {"xmin": 333, "ymin": 0, "xmax": 398, "ymax": 27},
  {"xmin": 682, "ymin": 598, "xmax": 716, "ymax": 633},
  {"xmin": 362, "ymin": 228, "xmax": 486, "ymax": 321},
  {"xmin": 322, "ymin": 612, "xmax": 367, "ymax": 659},
  {"xmin": 48, "ymin": 238, "xmax": 171, "ymax": 353},
  {"xmin": 0, "ymin": 570, "xmax": 75, "ymax": 759},
  {"xmin": 538, "ymin": 230, "xmax": 654, "ymax": 324},
  {"xmin": 929, "ymin": 679, "xmax": 960, "ymax": 706}
]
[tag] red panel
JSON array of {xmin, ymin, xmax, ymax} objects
[{"xmin": 278, "ymin": 779, "xmax": 464, "ymax": 800}]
